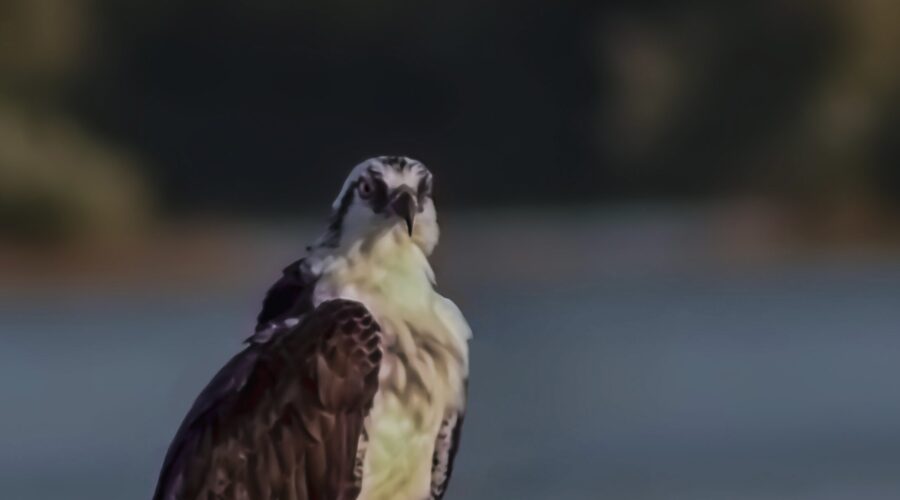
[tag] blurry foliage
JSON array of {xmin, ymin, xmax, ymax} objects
[
  {"xmin": 0, "ymin": 0, "xmax": 899, "ymax": 246},
  {"xmin": 0, "ymin": 101, "xmax": 152, "ymax": 246},
  {"xmin": 0, "ymin": 0, "xmax": 151, "ymax": 247},
  {"xmin": 599, "ymin": 1, "xmax": 900, "ymax": 200},
  {"xmin": 0, "ymin": 0, "xmax": 91, "ymax": 84}
]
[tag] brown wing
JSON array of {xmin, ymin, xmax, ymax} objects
[{"xmin": 154, "ymin": 299, "xmax": 382, "ymax": 500}]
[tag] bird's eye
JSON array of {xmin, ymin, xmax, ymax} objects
[{"xmin": 357, "ymin": 178, "xmax": 374, "ymax": 199}]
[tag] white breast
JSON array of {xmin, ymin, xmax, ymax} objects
[{"xmin": 312, "ymin": 232, "xmax": 470, "ymax": 500}]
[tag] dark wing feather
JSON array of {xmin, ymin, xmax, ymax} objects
[
  {"xmin": 255, "ymin": 259, "xmax": 316, "ymax": 332},
  {"xmin": 154, "ymin": 299, "xmax": 382, "ymax": 500},
  {"xmin": 429, "ymin": 406, "xmax": 465, "ymax": 499}
]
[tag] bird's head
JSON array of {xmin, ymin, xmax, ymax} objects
[{"xmin": 325, "ymin": 156, "xmax": 439, "ymax": 254}]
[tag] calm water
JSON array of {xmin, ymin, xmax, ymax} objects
[{"xmin": 2, "ymin": 239, "xmax": 900, "ymax": 499}]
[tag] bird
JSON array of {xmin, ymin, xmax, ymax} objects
[{"xmin": 153, "ymin": 156, "xmax": 472, "ymax": 500}]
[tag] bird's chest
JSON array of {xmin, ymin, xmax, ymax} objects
[
  {"xmin": 358, "ymin": 301, "xmax": 466, "ymax": 497},
  {"xmin": 314, "ymin": 250, "xmax": 467, "ymax": 400},
  {"xmin": 314, "ymin": 266, "xmax": 468, "ymax": 499},
  {"xmin": 357, "ymin": 346, "xmax": 452, "ymax": 500},
  {"xmin": 315, "ymin": 270, "xmax": 467, "ymax": 412}
]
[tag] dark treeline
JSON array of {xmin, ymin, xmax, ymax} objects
[{"xmin": 53, "ymin": 0, "xmax": 900, "ymax": 213}]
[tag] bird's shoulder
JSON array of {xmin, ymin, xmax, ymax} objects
[{"xmin": 255, "ymin": 257, "xmax": 318, "ymax": 334}]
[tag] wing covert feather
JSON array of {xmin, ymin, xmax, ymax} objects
[{"xmin": 154, "ymin": 299, "xmax": 381, "ymax": 500}]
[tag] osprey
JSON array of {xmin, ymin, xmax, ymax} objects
[{"xmin": 154, "ymin": 156, "xmax": 471, "ymax": 500}]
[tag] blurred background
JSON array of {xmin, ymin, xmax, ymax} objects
[{"xmin": 2, "ymin": 1, "xmax": 900, "ymax": 498}]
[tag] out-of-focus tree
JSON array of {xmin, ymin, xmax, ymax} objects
[
  {"xmin": 0, "ymin": 0, "xmax": 153, "ymax": 247},
  {"xmin": 782, "ymin": 0, "xmax": 900, "ymax": 197},
  {"xmin": 597, "ymin": 0, "xmax": 900, "ymax": 238},
  {"xmin": 2, "ymin": 0, "xmax": 898, "ymax": 238}
]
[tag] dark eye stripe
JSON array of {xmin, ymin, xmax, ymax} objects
[
  {"xmin": 416, "ymin": 175, "xmax": 432, "ymax": 206},
  {"xmin": 370, "ymin": 177, "xmax": 389, "ymax": 212}
]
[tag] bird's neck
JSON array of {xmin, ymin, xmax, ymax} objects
[{"xmin": 311, "ymin": 225, "xmax": 437, "ymax": 308}]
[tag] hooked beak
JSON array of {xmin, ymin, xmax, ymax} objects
[{"xmin": 389, "ymin": 188, "xmax": 417, "ymax": 236}]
